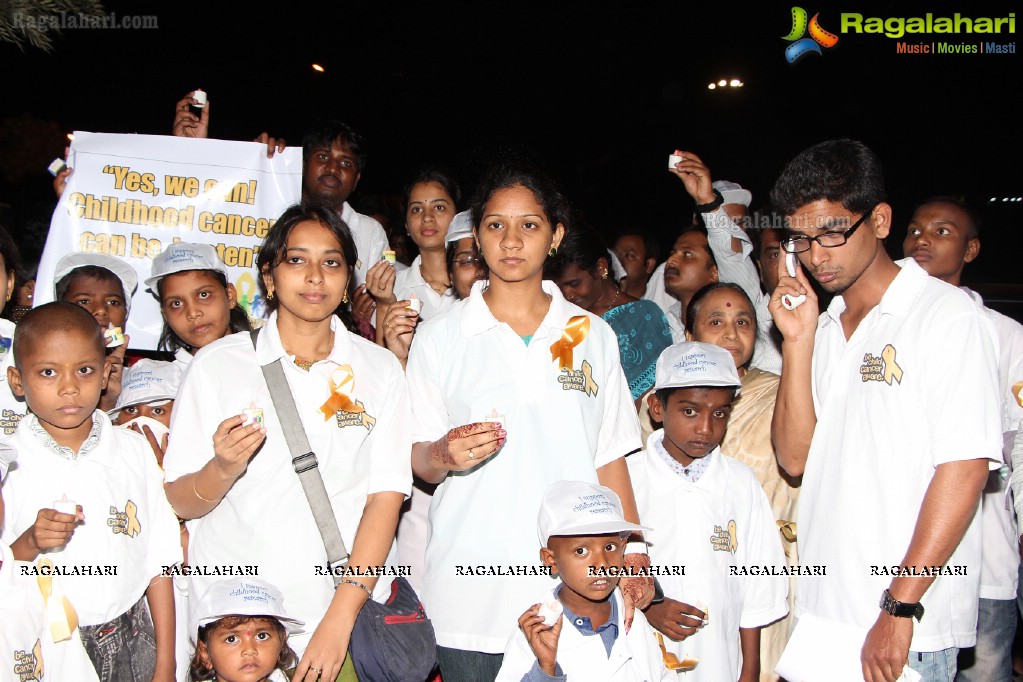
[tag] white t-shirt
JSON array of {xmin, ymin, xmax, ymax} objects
[
  {"xmin": 628, "ymin": 435, "xmax": 788, "ymax": 681},
  {"xmin": 0, "ymin": 318, "xmax": 28, "ymax": 439},
  {"xmin": 393, "ymin": 255, "xmax": 456, "ymax": 321},
  {"xmin": 341, "ymin": 202, "xmax": 390, "ymax": 289},
  {"xmin": 162, "ymin": 314, "xmax": 412, "ymax": 656},
  {"xmin": 963, "ymin": 287, "xmax": 1023, "ymax": 600},
  {"xmin": 405, "ymin": 280, "xmax": 642, "ymax": 652},
  {"xmin": 799, "ymin": 258, "xmax": 1002, "ymax": 652},
  {"xmin": 496, "ymin": 587, "xmax": 673, "ymax": 682},
  {"xmin": 0, "ymin": 543, "xmax": 101, "ymax": 682},
  {"xmin": 642, "ymin": 265, "xmax": 676, "ymax": 321},
  {"xmin": 0, "ymin": 413, "xmax": 182, "ymax": 625}
]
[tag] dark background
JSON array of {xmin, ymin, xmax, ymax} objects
[{"xmin": 2, "ymin": 0, "xmax": 1020, "ymax": 312}]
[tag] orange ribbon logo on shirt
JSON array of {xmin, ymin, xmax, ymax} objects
[
  {"xmin": 35, "ymin": 559, "xmax": 79, "ymax": 644},
  {"xmin": 881, "ymin": 344, "xmax": 903, "ymax": 385},
  {"xmin": 550, "ymin": 316, "xmax": 590, "ymax": 371},
  {"xmin": 320, "ymin": 365, "xmax": 366, "ymax": 420}
]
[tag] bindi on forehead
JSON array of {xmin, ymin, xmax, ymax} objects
[{"xmin": 725, "ymin": 302, "xmax": 731, "ymax": 307}]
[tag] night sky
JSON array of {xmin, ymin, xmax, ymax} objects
[{"xmin": 2, "ymin": 0, "xmax": 1020, "ymax": 308}]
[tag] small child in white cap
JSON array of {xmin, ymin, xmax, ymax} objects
[
  {"xmin": 496, "ymin": 480, "xmax": 672, "ymax": 681},
  {"xmin": 628, "ymin": 341, "xmax": 787, "ymax": 681},
  {"xmin": 188, "ymin": 577, "xmax": 303, "ymax": 682},
  {"xmin": 110, "ymin": 358, "xmax": 183, "ymax": 467}
]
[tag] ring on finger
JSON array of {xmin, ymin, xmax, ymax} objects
[
  {"xmin": 467, "ymin": 448, "xmax": 475, "ymax": 460},
  {"xmin": 310, "ymin": 668, "xmax": 321, "ymax": 676}
]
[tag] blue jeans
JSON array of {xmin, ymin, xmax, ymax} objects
[
  {"xmin": 436, "ymin": 646, "xmax": 503, "ymax": 682},
  {"xmin": 955, "ymin": 597, "xmax": 1016, "ymax": 682},
  {"xmin": 908, "ymin": 647, "xmax": 957, "ymax": 681},
  {"xmin": 79, "ymin": 595, "xmax": 157, "ymax": 682}
]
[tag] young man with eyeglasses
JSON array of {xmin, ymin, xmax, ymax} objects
[{"xmin": 768, "ymin": 140, "xmax": 1001, "ymax": 682}]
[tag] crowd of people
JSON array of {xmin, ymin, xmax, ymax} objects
[{"xmin": 0, "ymin": 93, "xmax": 1019, "ymax": 682}]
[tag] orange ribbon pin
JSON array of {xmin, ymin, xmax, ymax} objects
[
  {"xmin": 320, "ymin": 365, "xmax": 366, "ymax": 420},
  {"xmin": 550, "ymin": 316, "xmax": 590, "ymax": 371}
]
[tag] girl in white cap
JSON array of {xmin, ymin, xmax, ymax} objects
[
  {"xmin": 146, "ymin": 242, "xmax": 251, "ymax": 366},
  {"xmin": 188, "ymin": 578, "xmax": 302, "ymax": 682}
]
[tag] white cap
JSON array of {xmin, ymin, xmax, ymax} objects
[
  {"xmin": 537, "ymin": 480, "xmax": 651, "ymax": 546},
  {"xmin": 190, "ymin": 578, "xmax": 304, "ymax": 643},
  {"xmin": 145, "ymin": 242, "xmax": 228, "ymax": 290},
  {"xmin": 654, "ymin": 341, "xmax": 742, "ymax": 395},
  {"xmin": 712, "ymin": 180, "xmax": 752, "ymax": 208},
  {"xmin": 0, "ymin": 443, "xmax": 15, "ymax": 482},
  {"xmin": 54, "ymin": 253, "xmax": 138, "ymax": 314},
  {"xmin": 445, "ymin": 210, "xmax": 474, "ymax": 243},
  {"xmin": 110, "ymin": 359, "xmax": 182, "ymax": 414}
]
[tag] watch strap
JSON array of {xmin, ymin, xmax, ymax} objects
[
  {"xmin": 694, "ymin": 189, "xmax": 724, "ymax": 213},
  {"xmin": 880, "ymin": 589, "xmax": 924, "ymax": 622}
]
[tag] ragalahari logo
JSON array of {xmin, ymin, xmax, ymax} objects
[{"xmin": 783, "ymin": 7, "xmax": 839, "ymax": 63}]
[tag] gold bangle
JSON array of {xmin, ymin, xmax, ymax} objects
[
  {"xmin": 340, "ymin": 578, "xmax": 373, "ymax": 597},
  {"xmin": 192, "ymin": 476, "xmax": 218, "ymax": 503}
]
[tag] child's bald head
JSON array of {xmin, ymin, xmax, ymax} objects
[{"xmin": 14, "ymin": 302, "xmax": 105, "ymax": 371}]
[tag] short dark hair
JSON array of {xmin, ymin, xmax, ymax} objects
[
  {"xmin": 912, "ymin": 196, "xmax": 980, "ymax": 241},
  {"xmin": 770, "ymin": 139, "xmax": 886, "ymax": 217},
  {"xmin": 14, "ymin": 302, "xmax": 104, "ymax": 370},
  {"xmin": 0, "ymin": 225, "xmax": 22, "ymax": 277},
  {"xmin": 403, "ymin": 168, "xmax": 462, "ymax": 212},
  {"xmin": 257, "ymin": 203, "xmax": 359, "ymax": 332},
  {"xmin": 189, "ymin": 616, "xmax": 296, "ymax": 681},
  {"xmin": 156, "ymin": 270, "xmax": 252, "ymax": 353},
  {"xmin": 616, "ymin": 229, "xmax": 660, "ymax": 264},
  {"xmin": 469, "ymin": 162, "xmax": 572, "ymax": 237},
  {"xmin": 55, "ymin": 266, "xmax": 124, "ymax": 302},
  {"xmin": 677, "ymin": 224, "xmax": 717, "ymax": 269},
  {"xmin": 302, "ymin": 121, "xmax": 367, "ymax": 174},
  {"xmin": 544, "ymin": 223, "xmax": 608, "ymax": 280}
]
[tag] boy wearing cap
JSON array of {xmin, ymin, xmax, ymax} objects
[
  {"xmin": 630, "ymin": 342, "xmax": 787, "ymax": 681},
  {"xmin": 110, "ymin": 358, "xmax": 184, "ymax": 467},
  {"xmin": 496, "ymin": 480, "xmax": 671, "ymax": 682},
  {"xmin": 188, "ymin": 577, "xmax": 302, "ymax": 682},
  {"xmin": 0, "ymin": 303, "xmax": 182, "ymax": 681},
  {"xmin": 45, "ymin": 252, "xmax": 139, "ymax": 412}
]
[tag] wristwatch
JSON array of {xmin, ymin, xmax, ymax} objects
[
  {"xmin": 879, "ymin": 589, "xmax": 924, "ymax": 622},
  {"xmin": 693, "ymin": 189, "xmax": 724, "ymax": 213}
]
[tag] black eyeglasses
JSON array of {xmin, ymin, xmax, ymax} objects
[{"xmin": 781, "ymin": 205, "xmax": 877, "ymax": 254}]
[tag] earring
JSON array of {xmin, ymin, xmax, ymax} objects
[
  {"xmin": 601, "ymin": 271, "xmax": 608, "ymax": 280},
  {"xmin": 266, "ymin": 290, "xmax": 274, "ymax": 301},
  {"xmin": 548, "ymin": 247, "xmax": 558, "ymax": 258},
  {"xmin": 342, "ymin": 291, "xmax": 349, "ymax": 304}
]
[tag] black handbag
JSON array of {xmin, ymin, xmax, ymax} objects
[{"xmin": 251, "ymin": 330, "xmax": 437, "ymax": 682}]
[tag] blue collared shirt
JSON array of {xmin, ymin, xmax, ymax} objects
[{"xmin": 521, "ymin": 584, "xmax": 620, "ymax": 681}]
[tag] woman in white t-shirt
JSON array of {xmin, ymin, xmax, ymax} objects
[
  {"xmin": 406, "ymin": 163, "xmax": 649, "ymax": 681},
  {"xmin": 365, "ymin": 168, "xmax": 461, "ymax": 325},
  {"xmin": 163, "ymin": 204, "xmax": 412, "ymax": 682}
]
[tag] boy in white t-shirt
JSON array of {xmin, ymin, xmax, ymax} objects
[
  {"xmin": 0, "ymin": 444, "xmax": 101, "ymax": 681},
  {"xmin": 0, "ymin": 303, "xmax": 182, "ymax": 681},
  {"xmin": 630, "ymin": 342, "xmax": 787, "ymax": 681},
  {"xmin": 497, "ymin": 480, "xmax": 671, "ymax": 682}
]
